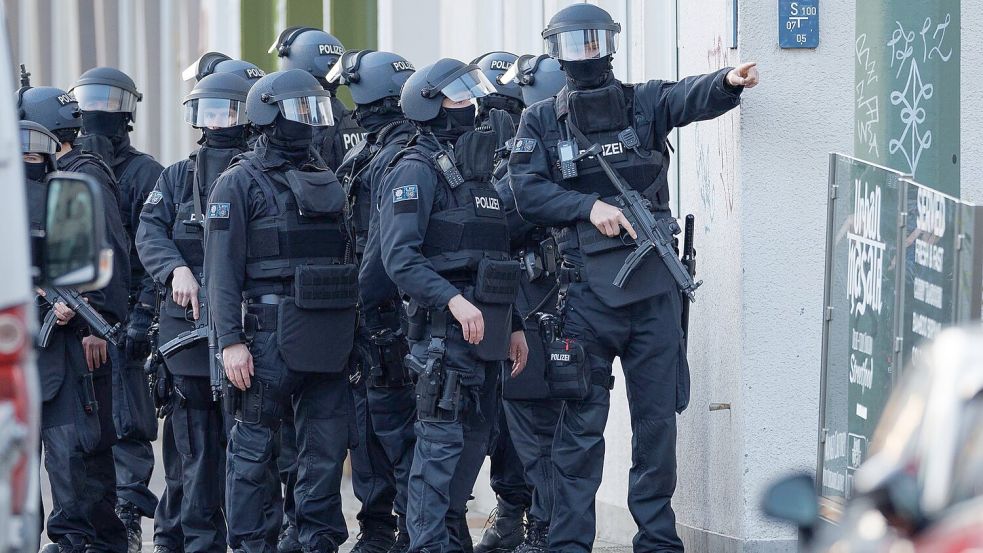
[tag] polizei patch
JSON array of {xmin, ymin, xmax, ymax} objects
[
  {"xmin": 550, "ymin": 353, "xmax": 572, "ymax": 362},
  {"xmin": 472, "ymin": 192, "xmax": 501, "ymax": 217},
  {"xmin": 144, "ymin": 190, "xmax": 163, "ymax": 205},
  {"xmin": 318, "ymin": 44, "xmax": 345, "ymax": 56},
  {"xmin": 392, "ymin": 185, "xmax": 419, "ymax": 214},
  {"xmin": 207, "ymin": 202, "xmax": 230, "ymax": 219},
  {"xmin": 391, "ymin": 60, "xmax": 415, "ymax": 72}
]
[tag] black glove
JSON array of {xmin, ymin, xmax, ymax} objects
[{"xmin": 126, "ymin": 305, "xmax": 154, "ymax": 362}]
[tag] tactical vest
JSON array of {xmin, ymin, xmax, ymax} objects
[
  {"xmin": 402, "ymin": 123, "xmax": 520, "ymax": 361},
  {"xmin": 171, "ymin": 162, "xmax": 206, "ymax": 274},
  {"xmin": 555, "ymin": 82, "xmax": 669, "ymax": 210},
  {"xmin": 237, "ymin": 154, "xmax": 358, "ymax": 373}
]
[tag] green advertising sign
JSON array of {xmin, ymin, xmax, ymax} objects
[
  {"xmin": 819, "ymin": 155, "xmax": 904, "ymax": 502},
  {"xmin": 854, "ymin": 0, "xmax": 960, "ymax": 195}
]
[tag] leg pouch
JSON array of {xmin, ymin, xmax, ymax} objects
[
  {"xmin": 470, "ymin": 258, "xmax": 521, "ymax": 362},
  {"xmin": 544, "ymin": 338, "xmax": 590, "ymax": 400}
]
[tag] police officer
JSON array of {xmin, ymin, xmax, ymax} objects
[
  {"xmin": 329, "ymin": 49, "xmax": 417, "ymax": 553},
  {"xmin": 270, "ymin": 27, "xmax": 366, "ymax": 169},
  {"xmin": 468, "ymin": 50, "xmax": 531, "ymax": 553},
  {"xmin": 19, "ymin": 85, "xmax": 130, "ymax": 553},
  {"xmin": 379, "ymin": 58, "xmax": 529, "ymax": 553},
  {"xmin": 136, "ymin": 72, "xmax": 255, "ymax": 553},
  {"xmin": 508, "ymin": 5, "xmax": 759, "ymax": 552},
  {"xmin": 267, "ymin": 30, "xmax": 364, "ymax": 553},
  {"xmin": 71, "ymin": 67, "xmax": 164, "ymax": 552},
  {"xmin": 205, "ymin": 69, "xmax": 356, "ymax": 553},
  {"xmin": 491, "ymin": 53, "xmax": 567, "ymax": 553}
]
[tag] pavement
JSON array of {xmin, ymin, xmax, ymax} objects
[{"xmin": 40, "ymin": 422, "xmax": 630, "ymax": 552}]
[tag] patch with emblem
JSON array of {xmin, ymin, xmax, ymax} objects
[
  {"xmin": 472, "ymin": 191, "xmax": 502, "ymax": 218},
  {"xmin": 392, "ymin": 185, "xmax": 419, "ymax": 214},
  {"xmin": 144, "ymin": 190, "xmax": 163, "ymax": 205},
  {"xmin": 511, "ymin": 138, "xmax": 536, "ymax": 153},
  {"xmin": 207, "ymin": 202, "xmax": 230, "ymax": 219}
]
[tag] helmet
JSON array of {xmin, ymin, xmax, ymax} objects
[
  {"xmin": 542, "ymin": 3, "xmax": 621, "ymax": 61},
  {"xmin": 500, "ymin": 54, "xmax": 566, "ymax": 105},
  {"xmin": 245, "ymin": 69, "xmax": 334, "ymax": 127},
  {"xmin": 19, "ymin": 119, "xmax": 61, "ymax": 157},
  {"xmin": 183, "ymin": 72, "xmax": 253, "ymax": 128},
  {"xmin": 399, "ymin": 58, "xmax": 496, "ymax": 123},
  {"xmin": 182, "ymin": 51, "xmax": 266, "ymax": 82},
  {"xmin": 326, "ymin": 49, "xmax": 415, "ymax": 105},
  {"xmin": 70, "ymin": 66, "xmax": 143, "ymax": 119},
  {"xmin": 18, "ymin": 86, "xmax": 82, "ymax": 141},
  {"xmin": 269, "ymin": 27, "xmax": 345, "ymax": 79},
  {"xmin": 470, "ymin": 51, "xmax": 522, "ymax": 102}
]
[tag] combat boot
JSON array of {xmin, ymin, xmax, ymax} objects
[
  {"xmin": 512, "ymin": 519, "xmax": 548, "ymax": 553},
  {"xmin": 350, "ymin": 521, "xmax": 395, "ymax": 553},
  {"xmin": 302, "ymin": 533, "xmax": 338, "ymax": 553},
  {"xmin": 115, "ymin": 502, "xmax": 142, "ymax": 553},
  {"xmin": 473, "ymin": 498, "xmax": 524, "ymax": 553},
  {"xmin": 387, "ymin": 531, "xmax": 410, "ymax": 553},
  {"xmin": 278, "ymin": 522, "xmax": 302, "ymax": 553}
]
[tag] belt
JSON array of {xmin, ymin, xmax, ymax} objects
[{"xmin": 247, "ymin": 294, "xmax": 284, "ymax": 305}]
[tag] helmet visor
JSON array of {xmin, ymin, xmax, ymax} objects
[
  {"xmin": 20, "ymin": 127, "xmax": 59, "ymax": 155},
  {"xmin": 440, "ymin": 68, "xmax": 496, "ymax": 102},
  {"xmin": 72, "ymin": 84, "xmax": 139, "ymax": 113},
  {"xmin": 278, "ymin": 95, "xmax": 335, "ymax": 126},
  {"xmin": 183, "ymin": 98, "xmax": 248, "ymax": 128},
  {"xmin": 545, "ymin": 29, "xmax": 618, "ymax": 61}
]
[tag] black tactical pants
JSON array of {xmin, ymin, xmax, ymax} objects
[
  {"xmin": 110, "ymin": 345, "xmax": 158, "ymax": 518},
  {"xmin": 501, "ymin": 398, "xmax": 561, "ymax": 526},
  {"xmin": 350, "ymin": 374, "xmax": 399, "ymax": 533},
  {"xmin": 549, "ymin": 283, "xmax": 688, "ymax": 553},
  {"xmin": 153, "ymin": 375, "xmax": 227, "ymax": 553},
  {"xmin": 365, "ymin": 382, "xmax": 416, "ymax": 535},
  {"xmin": 488, "ymin": 403, "xmax": 532, "ymax": 512},
  {"xmin": 227, "ymin": 329, "xmax": 350, "ymax": 553},
  {"xmin": 406, "ymin": 326, "xmax": 498, "ymax": 553},
  {"xmin": 42, "ymin": 369, "xmax": 127, "ymax": 553}
]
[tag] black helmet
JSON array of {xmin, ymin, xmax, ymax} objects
[
  {"xmin": 399, "ymin": 58, "xmax": 496, "ymax": 123},
  {"xmin": 19, "ymin": 119, "xmax": 61, "ymax": 157},
  {"xmin": 182, "ymin": 51, "xmax": 266, "ymax": 82},
  {"xmin": 326, "ymin": 49, "xmax": 415, "ymax": 106},
  {"xmin": 542, "ymin": 3, "xmax": 621, "ymax": 61},
  {"xmin": 269, "ymin": 27, "xmax": 345, "ymax": 79},
  {"xmin": 183, "ymin": 72, "xmax": 253, "ymax": 128},
  {"xmin": 18, "ymin": 86, "xmax": 82, "ymax": 142},
  {"xmin": 500, "ymin": 54, "xmax": 565, "ymax": 105},
  {"xmin": 70, "ymin": 66, "xmax": 143, "ymax": 120},
  {"xmin": 470, "ymin": 51, "xmax": 522, "ymax": 103},
  {"xmin": 245, "ymin": 69, "xmax": 334, "ymax": 127}
]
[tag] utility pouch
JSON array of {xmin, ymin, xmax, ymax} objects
[
  {"xmin": 293, "ymin": 264, "xmax": 358, "ymax": 309},
  {"xmin": 277, "ymin": 299, "xmax": 355, "ymax": 373},
  {"xmin": 545, "ymin": 337, "xmax": 590, "ymax": 400},
  {"xmin": 367, "ymin": 328, "xmax": 411, "ymax": 388},
  {"xmin": 474, "ymin": 258, "xmax": 521, "ymax": 304},
  {"xmin": 235, "ymin": 381, "xmax": 264, "ymax": 424},
  {"xmin": 284, "ymin": 169, "xmax": 346, "ymax": 217}
]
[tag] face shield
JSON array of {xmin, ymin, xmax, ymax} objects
[
  {"xmin": 20, "ymin": 126, "xmax": 60, "ymax": 155},
  {"xmin": 326, "ymin": 50, "xmax": 369, "ymax": 85},
  {"xmin": 438, "ymin": 68, "xmax": 496, "ymax": 102},
  {"xmin": 183, "ymin": 98, "xmax": 248, "ymax": 128},
  {"xmin": 545, "ymin": 29, "xmax": 618, "ymax": 61},
  {"xmin": 278, "ymin": 95, "xmax": 334, "ymax": 126},
  {"xmin": 71, "ymin": 84, "xmax": 139, "ymax": 113}
]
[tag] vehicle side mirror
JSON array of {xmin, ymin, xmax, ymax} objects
[
  {"xmin": 762, "ymin": 474, "xmax": 820, "ymax": 533},
  {"xmin": 42, "ymin": 172, "xmax": 113, "ymax": 290}
]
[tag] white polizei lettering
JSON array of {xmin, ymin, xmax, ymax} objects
[
  {"xmin": 601, "ymin": 142, "xmax": 624, "ymax": 156},
  {"xmin": 318, "ymin": 44, "xmax": 345, "ymax": 56},
  {"xmin": 489, "ymin": 60, "xmax": 513, "ymax": 70},
  {"xmin": 475, "ymin": 196, "xmax": 500, "ymax": 210},
  {"xmin": 550, "ymin": 353, "xmax": 571, "ymax": 362},
  {"xmin": 344, "ymin": 132, "xmax": 368, "ymax": 150}
]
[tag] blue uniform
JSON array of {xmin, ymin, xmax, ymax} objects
[
  {"xmin": 508, "ymin": 69, "xmax": 742, "ymax": 552},
  {"xmin": 380, "ymin": 122, "xmax": 521, "ymax": 553}
]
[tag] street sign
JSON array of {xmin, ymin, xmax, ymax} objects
[{"xmin": 779, "ymin": 0, "xmax": 819, "ymax": 48}]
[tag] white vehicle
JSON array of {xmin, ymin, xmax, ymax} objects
[{"xmin": 0, "ymin": 7, "xmax": 114, "ymax": 553}]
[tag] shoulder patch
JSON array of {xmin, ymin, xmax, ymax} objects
[
  {"xmin": 144, "ymin": 190, "xmax": 163, "ymax": 205},
  {"xmin": 511, "ymin": 138, "xmax": 537, "ymax": 153},
  {"xmin": 207, "ymin": 202, "xmax": 230, "ymax": 219},
  {"xmin": 392, "ymin": 185, "xmax": 419, "ymax": 203}
]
